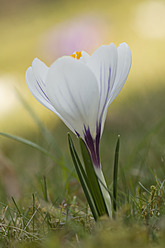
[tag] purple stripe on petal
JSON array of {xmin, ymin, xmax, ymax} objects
[
  {"xmin": 95, "ymin": 121, "xmax": 101, "ymax": 164},
  {"xmin": 35, "ymin": 85, "xmax": 50, "ymax": 104},
  {"xmin": 83, "ymin": 125, "xmax": 101, "ymax": 168},
  {"xmin": 75, "ymin": 130, "xmax": 80, "ymax": 137},
  {"xmin": 36, "ymin": 80, "xmax": 50, "ymax": 101}
]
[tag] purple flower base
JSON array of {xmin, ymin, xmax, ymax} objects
[{"xmin": 83, "ymin": 123, "xmax": 101, "ymax": 168}]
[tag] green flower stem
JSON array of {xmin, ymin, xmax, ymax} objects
[{"xmin": 94, "ymin": 167, "xmax": 112, "ymax": 218}]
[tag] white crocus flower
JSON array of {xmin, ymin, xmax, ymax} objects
[{"xmin": 26, "ymin": 43, "xmax": 132, "ymax": 217}]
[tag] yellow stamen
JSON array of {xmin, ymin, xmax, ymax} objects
[
  {"xmin": 76, "ymin": 51, "xmax": 82, "ymax": 59},
  {"xmin": 70, "ymin": 51, "xmax": 82, "ymax": 60},
  {"xmin": 70, "ymin": 54, "xmax": 76, "ymax": 58}
]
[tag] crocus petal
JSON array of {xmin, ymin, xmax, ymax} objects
[
  {"xmin": 108, "ymin": 43, "xmax": 132, "ymax": 105},
  {"xmin": 32, "ymin": 58, "xmax": 48, "ymax": 83},
  {"xmin": 86, "ymin": 43, "xmax": 118, "ymax": 122},
  {"xmin": 26, "ymin": 59, "xmax": 75, "ymax": 133},
  {"xmin": 45, "ymin": 57, "xmax": 100, "ymax": 138},
  {"xmin": 100, "ymin": 43, "xmax": 132, "ymax": 135},
  {"xmin": 80, "ymin": 51, "xmax": 90, "ymax": 63},
  {"xmin": 26, "ymin": 65, "xmax": 55, "ymax": 113}
]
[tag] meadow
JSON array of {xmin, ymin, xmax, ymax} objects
[{"xmin": 0, "ymin": 0, "xmax": 165, "ymax": 247}]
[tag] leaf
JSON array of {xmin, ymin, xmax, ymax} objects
[
  {"xmin": 41, "ymin": 176, "xmax": 49, "ymax": 202},
  {"xmin": 68, "ymin": 134, "xmax": 98, "ymax": 221},
  {"xmin": 79, "ymin": 138, "xmax": 108, "ymax": 216},
  {"xmin": 113, "ymin": 135, "xmax": 120, "ymax": 213},
  {"xmin": 0, "ymin": 132, "xmax": 56, "ymax": 161}
]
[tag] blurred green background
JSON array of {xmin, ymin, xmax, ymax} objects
[{"xmin": 0, "ymin": 0, "xmax": 165, "ymax": 203}]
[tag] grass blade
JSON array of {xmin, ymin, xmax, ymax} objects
[
  {"xmin": 68, "ymin": 134, "xmax": 98, "ymax": 221},
  {"xmin": 0, "ymin": 132, "xmax": 56, "ymax": 161},
  {"xmin": 32, "ymin": 193, "xmax": 35, "ymax": 234},
  {"xmin": 113, "ymin": 135, "xmax": 120, "ymax": 214},
  {"xmin": 11, "ymin": 197, "xmax": 22, "ymax": 216},
  {"xmin": 41, "ymin": 176, "xmax": 49, "ymax": 202},
  {"xmin": 79, "ymin": 138, "xmax": 108, "ymax": 217}
]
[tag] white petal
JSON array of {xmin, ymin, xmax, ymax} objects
[
  {"xmin": 26, "ymin": 60, "xmax": 75, "ymax": 133},
  {"xmin": 45, "ymin": 57, "xmax": 100, "ymax": 138},
  {"xmin": 26, "ymin": 66, "xmax": 55, "ymax": 112},
  {"xmin": 32, "ymin": 58, "xmax": 48, "ymax": 82},
  {"xmin": 108, "ymin": 43, "xmax": 132, "ymax": 105},
  {"xmin": 99, "ymin": 43, "xmax": 132, "ymax": 136},
  {"xmin": 80, "ymin": 51, "xmax": 90, "ymax": 63},
  {"xmin": 86, "ymin": 43, "xmax": 118, "ymax": 122}
]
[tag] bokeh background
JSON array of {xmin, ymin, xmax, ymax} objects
[{"xmin": 0, "ymin": 0, "xmax": 165, "ymax": 203}]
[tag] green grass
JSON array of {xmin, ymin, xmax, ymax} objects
[
  {"xmin": 1, "ymin": 83, "xmax": 165, "ymax": 247},
  {"xmin": 1, "ymin": 80, "xmax": 165, "ymax": 247},
  {"xmin": 0, "ymin": 78, "xmax": 165, "ymax": 247},
  {"xmin": 0, "ymin": 170, "xmax": 164, "ymax": 247}
]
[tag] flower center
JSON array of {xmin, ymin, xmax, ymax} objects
[{"xmin": 70, "ymin": 51, "xmax": 82, "ymax": 60}]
